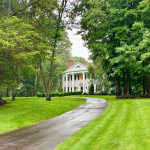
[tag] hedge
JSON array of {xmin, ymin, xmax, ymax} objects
[{"xmin": 37, "ymin": 91, "xmax": 82, "ymax": 97}]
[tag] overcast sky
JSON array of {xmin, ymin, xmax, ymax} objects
[{"xmin": 67, "ymin": 29, "xmax": 92, "ymax": 62}]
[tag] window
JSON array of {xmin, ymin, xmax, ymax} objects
[
  {"xmin": 76, "ymin": 66, "xmax": 80, "ymax": 68},
  {"xmin": 85, "ymin": 75, "xmax": 86, "ymax": 79},
  {"xmin": 68, "ymin": 75, "xmax": 69, "ymax": 81},
  {"xmin": 68, "ymin": 87, "xmax": 69, "ymax": 92},
  {"xmin": 78, "ymin": 75, "xmax": 79, "ymax": 80},
  {"xmin": 74, "ymin": 75, "xmax": 76, "ymax": 80},
  {"xmin": 64, "ymin": 76, "xmax": 66, "ymax": 81},
  {"xmin": 71, "ymin": 75, "xmax": 72, "ymax": 81},
  {"xmin": 64, "ymin": 87, "xmax": 66, "ymax": 92}
]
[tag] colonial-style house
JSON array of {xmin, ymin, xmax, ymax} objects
[{"xmin": 62, "ymin": 60, "xmax": 96, "ymax": 93}]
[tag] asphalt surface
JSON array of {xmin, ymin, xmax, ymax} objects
[{"xmin": 0, "ymin": 97, "xmax": 108, "ymax": 150}]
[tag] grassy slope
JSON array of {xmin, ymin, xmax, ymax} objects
[
  {"xmin": 0, "ymin": 97, "xmax": 86, "ymax": 134},
  {"xmin": 56, "ymin": 95, "xmax": 150, "ymax": 150}
]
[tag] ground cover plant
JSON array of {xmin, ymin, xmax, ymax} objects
[
  {"xmin": 56, "ymin": 95, "xmax": 150, "ymax": 150},
  {"xmin": 0, "ymin": 97, "xmax": 86, "ymax": 134}
]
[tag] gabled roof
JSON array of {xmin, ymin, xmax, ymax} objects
[{"xmin": 64, "ymin": 62, "xmax": 89, "ymax": 73}]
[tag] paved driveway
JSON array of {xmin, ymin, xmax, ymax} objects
[{"xmin": 0, "ymin": 97, "xmax": 108, "ymax": 150}]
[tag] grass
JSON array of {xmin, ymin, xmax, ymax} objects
[
  {"xmin": 56, "ymin": 95, "xmax": 150, "ymax": 150},
  {"xmin": 0, "ymin": 97, "xmax": 86, "ymax": 134}
]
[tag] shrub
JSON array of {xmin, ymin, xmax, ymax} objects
[
  {"xmin": 109, "ymin": 90, "xmax": 115, "ymax": 95},
  {"xmin": 63, "ymin": 92, "xmax": 67, "ymax": 96},
  {"xmin": 89, "ymin": 84, "xmax": 94, "ymax": 95},
  {"xmin": 58, "ymin": 86, "xmax": 63, "ymax": 92},
  {"xmin": 58, "ymin": 92, "xmax": 64, "ymax": 97},
  {"xmin": 37, "ymin": 93, "xmax": 42, "ymax": 97},
  {"xmin": 101, "ymin": 91, "xmax": 108, "ymax": 95},
  {"xmin": 42, "ymin": 93, "xmax": 45, "ymax": 97},
  {"xmin": 51, "ymin": 93, "xmax": 55, "ymax": 97},
  {"xmin": 82, "ymin": 92, "xmax": 88, "ymax": 95}
]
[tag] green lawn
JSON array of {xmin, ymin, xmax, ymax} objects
[
  {"xmin": 56, "ymin": 95, "xmax": 150, "ymax": 150},
  {"xmin": 0, "ymin": 97, "xmax": 86, "ymax": 134}
]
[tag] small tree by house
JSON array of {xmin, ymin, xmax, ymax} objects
[
  {"xmin": 89, "ymin": 84, "xmax": 94, "ymax": 95},
  {"xmin": 58, "ymin": 86, "xmax": 63, "ymax": 92}
]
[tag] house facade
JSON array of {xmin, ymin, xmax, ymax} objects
[{"xmin": 62, "ymin": 60, "xmax": 92, "ymax": 93}]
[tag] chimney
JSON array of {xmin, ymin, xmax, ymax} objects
[{"xmin": 68, "ymin": 60, "xmax": 73, "ymax": 68}]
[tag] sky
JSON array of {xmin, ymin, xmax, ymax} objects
[{"xmin": 67, "ymin": 29, "xmax": 92, "ymax": 62}]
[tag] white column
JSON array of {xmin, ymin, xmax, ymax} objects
[
  {"xmin": 83, "ymin": 72, "xmax": 85, "ymax": 93},
  {"xmin": 72, "ymin": 73, "xmax": 74, "ymax": 92},
  {"xmin": 66, "ymin": 74, "xmax": 68, "ymax": 92},
  {"xmin": 94, "ymin": 84, "xmax": 96, "ymax": 93}
]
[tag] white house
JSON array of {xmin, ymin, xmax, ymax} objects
[{"xmin": 62, "ymin": 60, "xmax": 96, "ymax": 93}]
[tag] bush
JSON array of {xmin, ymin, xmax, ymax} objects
[
  {"xmin": 58, "ymin": 86, "xmax": 63, "ymax": 92},
  {"xmin": 58, "ymin": 92, "xmax": 64, "ymax": 97},
  {"xmin": 37, "ymin": 91, "xmax": 82, "ymax": 97},
  {"xmin": 82, "ymin": 92, "xmax": 88, "ymax": 95},
  {"xmin": 37, "ymin": 93, "xmax": 42, "ymax": 97},
  {"xmin": 51, "ymin": 93, "xmax": 55, "ymax": 97},
  {"xmin": 109, "ymin": 90, "xmax": 115, "ymax": 95},
  {"xmin": 89, "ymin": 84, "xmax": 94, "ymax": 95},
  {"xmin": 101, "ymin": 91, "xmax": 108, "ymax": 95},
  {"xmin": 42, "ymin": 93, "xmax": 45, "ymax": 97}
]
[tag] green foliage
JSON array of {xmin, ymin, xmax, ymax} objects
[
  {"xmin": 82, "ymin": 92, "xmax": 88, "ymax": 95},
  {"xmin": 37, "ymin": 91, "xmax": 82, "ymax": 97},
  {"xmin": 58, "ymin": 86, "xmax": 63, "ymax": 92},
  {"xmin": 71, "ymin": 56, "xmax": 88, "ymax": 64},
  {"xmin": 88, "ymin": 57, "xmax": 110, "ymax": 92},
  {"xmin": 0, "ymin": 16, "xmax": 49, "ymax": 89},
  {"xmin": 72, "ymin": 0, "xmax": 150, "ymax": 95},
  {"xmin": 89, "ymin": 84, "xmax": 94, "ymax": 95},
  {"xmin": 109, "ymin": 90, "xmax": 116, "ymax": 95}
]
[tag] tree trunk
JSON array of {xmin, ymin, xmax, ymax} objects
[
  {"xmin": 126, "ymin": 70, "xmax": 130, "ymax": 94},
  {"xmin": 147, "ymin": 59, "xmax": 149, "ymax": 94},
  {"xmin": 33, "ymin": 75, "xmax": 37, "ymax": 97},
  {"xmin": 123, "ymin": 71, "xmax": 126, "ymax": 94},
  {"xmin": 143, "ymin": 62, "xmax": 146, "ymax": 95},
  {"xmin": 47, "ymin": 52, "xmax": 55, "ymax": 101},
  {"xmin": 39, "ymin": 61, "xmax": 49, "ymax": 100},
  {"xmin": 39, "ymin": 0, "xmax": 67, "ymax": 101},
  {"xmin": 7, "ymin": 88, "xmax": 9, "ymax": 97},
  {"xmin": 0, "ymin": 91, "xmax": 2, "ymax": 100},
  {"xmin": 12, "ymin": 86, "xmax": 16, "ymax": 101},
  {"xmin": 0, "ymin": 90, "xmax": 8, "ymax": 106},
  {"xmin": 115, "ymin": 76, "xmax": 121, "ymax": 96},
  {"xmin": 143, "ymin": 76, "xmax": 146, "ymax": 95},
  {"xmin": 147, "ymin": 76, "xmax": 149, "ymax": 94},
  {"xmin": 3, "ymin": 88, "xmax": 7, "ymax": 97}
]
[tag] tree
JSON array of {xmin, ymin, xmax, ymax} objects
[
  {"xmin": 72, "ymin": 0, "xmax": 150, "ymax": 96},
  {"xmin": 71, "ymin": 56, "xmax": 88, "ymax": 64},
  {"xmin": 89, "ymin": 83, "xmax": 94, "ymax": 95},
  {"xmin": 0, "ymin": 16, "xmax": 49, "ymax": 102},
  {"xmin": 88, "ymin": 57, "xmax": 110, "ymax": 93}
]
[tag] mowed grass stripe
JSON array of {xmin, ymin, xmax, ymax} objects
[
  {"xmin": 56, "ymin": 98, "xmax": 125, "ymax": 150},
  {"xmin": 56, "ymin": 96, "xmax": 150, "ymax": 150},
  {"xmin": 120, "ymin": 100, "xmax": 150, "ymax": 149},
  {"xmin": 0, "ymin": 97, "xmax": 86, "ymax": 134}
]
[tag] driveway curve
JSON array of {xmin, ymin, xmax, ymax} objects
[{"xmin": 0, "ymin": 97, "xmax": 108, "ymax": 150}]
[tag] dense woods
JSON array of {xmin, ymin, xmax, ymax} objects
[
  {"xmin": 0, "ymin": 0, "xmax": 72, "ymax": 103},
  {"xmin": 1, "ymin": 0, "xmax": 150, "ymax": 104},
  {"xmin": 73, "ymin": 0, "xmax": 150, "ymax": 96}
]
